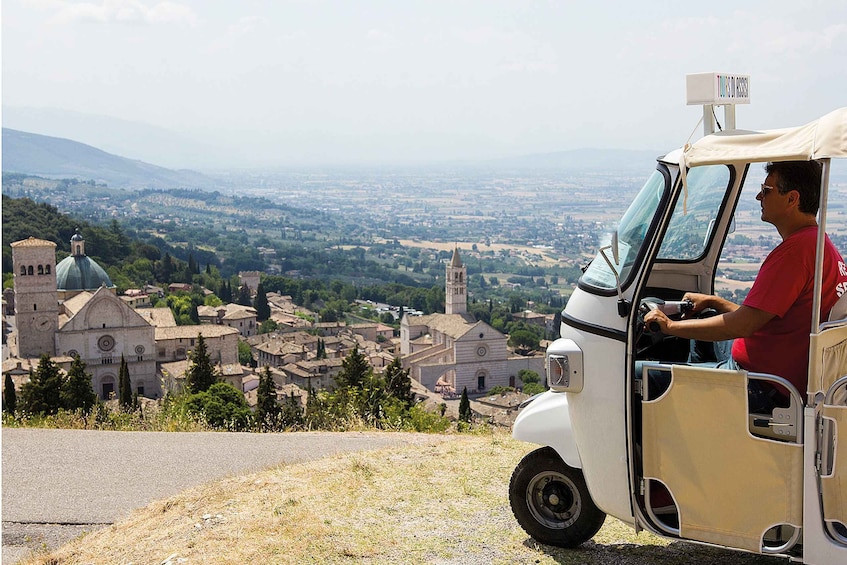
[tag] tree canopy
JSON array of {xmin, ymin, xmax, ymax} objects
[
  {"xmin": 61, "ymin": 355, "xmax": 97, "ymax": 413},
  {"xmin": 20, "ymin": 355, "xmax": 63, "ymax": 416}
]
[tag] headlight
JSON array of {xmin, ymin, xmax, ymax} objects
[{"xmin": 546, "ymin": 339, "xmax": 583, "ymax": 392}]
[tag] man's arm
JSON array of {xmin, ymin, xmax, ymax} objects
[
  {"xmin": 644, "ymin": 304, "xmax": 774, "ymax": 341},
  {"xmin": 681, "ymin": 292, "xmax": 740, "ymax": 314}
]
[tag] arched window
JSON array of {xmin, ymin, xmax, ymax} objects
[
  {"xmin": 45, "ymin": 265, "xmax": 51, "ymax": 274},
  {"xmin": 20, "ymin": 266, "xmax": 26, "ymax": 276},
  {"xmin": 38, "ymin": 265, "xmax": 44, "ymax": 275},
  {"xmin": 76, "ymin": 245, "xmax": 81, "ymax": 255},
  {"xmin": 27, "ymin": 266, "xmax": 33, "ymax": 275}
]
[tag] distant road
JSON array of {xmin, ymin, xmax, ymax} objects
[
  {"xmin": 2, "ymin": 428, "xmax": 447, "ymax": 522},
  {"xmin": 2, "ymin": 428, "xmax": 449, "ymax": 562}
]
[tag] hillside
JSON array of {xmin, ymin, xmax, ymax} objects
[
  {"xmin": 14, "ymin": 433, "xmax": 776, "ymax": 565},
  {"xmin": 1, "ymin": 129, "xmax": 213, "ymax": 190}
]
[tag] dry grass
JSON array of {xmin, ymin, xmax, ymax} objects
[{"xmin": 20, "ymin": 432, "xmax": 782, "ymax": 565}]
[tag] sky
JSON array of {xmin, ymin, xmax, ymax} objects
[{"xmin": 3, "ymin": 0, "xmax": 846, "ymax": 168}]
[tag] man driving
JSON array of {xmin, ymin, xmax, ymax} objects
[{"xmin": 644, "ymin": 160, "xmax": 847, "ymax": 399}]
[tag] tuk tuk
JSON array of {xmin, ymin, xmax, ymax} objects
[{"xmin": 509, "ymin": 72, "xmax": 847, "ymax": 564}]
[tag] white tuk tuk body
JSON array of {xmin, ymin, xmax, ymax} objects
[{"xmin": 511, "ymin": 103, "xmax": 847, "ymax": 563}]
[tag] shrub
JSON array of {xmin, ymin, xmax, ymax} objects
[
  {"xmin": 185, "ymin": 383, "xmax": 251, "ymax": 430},
  {"xmin": 523, "ymin": 382, "xmax": 546, "ymax": 396}
]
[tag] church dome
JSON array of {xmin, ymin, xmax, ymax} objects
[{"xmin": 56, "ymin": 255, "xmax": 114, "ymax": 292}]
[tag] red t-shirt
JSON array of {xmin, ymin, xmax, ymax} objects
[{"xmin": 732, "ymin": 225, "xmax": 847, "ymax": 394}]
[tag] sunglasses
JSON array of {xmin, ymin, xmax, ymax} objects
[{"xmin": 758, "ymin": 183, "xmax": 777, "ymax": 197}]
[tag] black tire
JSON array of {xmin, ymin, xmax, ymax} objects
[{"xmin": 509, "ymin": 446, "xmax": 606, "ymax": 547}]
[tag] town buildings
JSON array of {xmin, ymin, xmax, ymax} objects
[
  {"xmin": 5, "ymin": 232, "xmax": 240, "ymax": 400},
  {"xmin": 5, "ymin": 234, "xmax": 547, "ymax": 406}
]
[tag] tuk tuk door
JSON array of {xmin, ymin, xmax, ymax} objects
[{"xmin": 639, "ymin": 364, "xmax": 804, "ymax": 554}]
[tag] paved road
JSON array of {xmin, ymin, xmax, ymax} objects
[{"xmin": 2, "ymin": 428, "xmax": 448, "ymax": 563}]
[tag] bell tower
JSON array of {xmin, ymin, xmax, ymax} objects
[
  {"xmin": 11, "ymin": 237, "xmax": 58, "ymax": 357},
  {"xmin": 445, "ymin": 246, "xmax": 467, "ymax": 315}
]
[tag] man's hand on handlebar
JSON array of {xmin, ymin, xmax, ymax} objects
[
  {"xmin": 643, "ymin": 308, "xmax": 672, "ymax": 334},
  {"xmin": 680, "ymin": 292, "xmax": 713, "ymax": 316}
]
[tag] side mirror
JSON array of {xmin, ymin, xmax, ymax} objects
[{"xmin": 611, "ymin": 230, "xmax": 620, "ymax": 265}]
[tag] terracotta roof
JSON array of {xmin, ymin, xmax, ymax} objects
[
  {"xmin": 281, "ymin": 363, "xmax": 310, "ymax": 378},
  {"xmin": 10, "ymin": 237, "xmax": 56, "ymax": 248},
  {"xmin": 220, "ymin": 363, "xmax": 245, "ymax": 376},
  {"xmin": 413, "ymin": 313, "xmax": 477, "ymax": 339},
  {"xmin": 61, "ymin": 291, "xmax": 94, "ymax": 317},
  {"xmin": 154, "ymin": 324, "xmax": 240, "ymax": 340},
  {"xmin": 255, "ymin": 341, "xmax": 306, "ymax": 355},
  {"xmin": 297, "ymin": 358, "xmax": 344, "ymax": 371},
  {"xmin": 223, "ymin": 309, "xmax": 256, "ymax": 321},
  {"xmin": 196, "ymin": 305, "xmax": 219, "ymax": 317},
  {"xmin": 137, "ymin": 307, "xmax": 178, "ymax": 328}
]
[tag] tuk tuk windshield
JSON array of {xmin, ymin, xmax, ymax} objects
[
  {"xmin": 656, "ymin": 164, "xmax": 732, "ymax": 261},
  {"xmin": 581, "ymin": 169, "xmax": 668, "ymax": 291}
]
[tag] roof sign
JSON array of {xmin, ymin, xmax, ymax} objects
[{"xmin": 686, "ymin": 72, "xmax": 750, "ymax": 106}]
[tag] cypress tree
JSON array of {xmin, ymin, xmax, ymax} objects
[
  {"xmin": 383, "ymin": 357, "xmax": 414, "ymax": 407},
  {"xmin": 459, "ymin": 387, "xmax": 472, "ymax": 423},
  {"xmin": 20, "ymin": 354, "xmax": 63, "ymax": 416},
  {"xmin": 335, "ymin": 346, "xmax": 372, "ymax": 390},
  {"xmin": 219, "ymin": 280, "xmax": 232, "ymax": 303},
  {"xmin": 237, "ymin": 284, "xmax": 252, "ymax": 306},
  {"xmin": 281, "ymin": 392, "xmax": 303, "ymax": 429},
  {"xmin": 4, "ymin": 373, "xmax": 17, "ymax": 416},
  {"xmin": 61, "ymin": 355, "xmax": 97, "ymax": 413},
  {"xmin": 118, "ymin": 355, "xmax": 133, "ymax": 409},
  {"xmin": 186, "ymin": 334, "xmax": 217, "ymax": 393},
  {"xmin": 255, "ymin": 366, "xmax": 281, "ymax": 430},
  {"xmin": 254, "ymin": 282, "xmax": 271, "ymax": 322}
]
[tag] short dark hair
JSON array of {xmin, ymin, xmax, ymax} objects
[{"xmin": 765, "ymin": 160, "xmax": 822, "ymax": 215}]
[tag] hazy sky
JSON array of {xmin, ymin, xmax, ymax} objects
[{"xmin": 3, "ymin": 0, "xmax": 846, "ymax": 166}]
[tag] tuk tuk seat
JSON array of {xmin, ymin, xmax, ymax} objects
[
  {"xmin": 819, "ymin": 356, "xmax": 847, "ymax": 543},
  {"xmin": 809, "ymin": 318, "xmax": 847, "ymax": 406}
]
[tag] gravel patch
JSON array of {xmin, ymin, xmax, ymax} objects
[{"xmin": 2, "ymin": 523, "xmax": 106, "ymax": 565}]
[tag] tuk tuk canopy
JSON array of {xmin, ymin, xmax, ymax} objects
[{"xmin": 682, "ymin": 107, "xmax": 847, "ymax": 168}]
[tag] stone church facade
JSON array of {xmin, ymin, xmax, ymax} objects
[
  {"xmin": 10, "ymin": 233, "xmax": 161, "ymax": 399},
  {"xmin": 400, "ymin": 247, "xmax": 544, "ymax": 394},
  {"xmin": 57, "ymin": 287, "xmax": 159, "ymax": 399}
]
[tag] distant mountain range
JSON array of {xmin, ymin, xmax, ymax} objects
[
  {"xmin": 2, "ymin": 124, "xmax": 665, "ymax": 191},
  {"xmin": 2, "ymin": 128, "xmax": 213, "ymax": 189}
]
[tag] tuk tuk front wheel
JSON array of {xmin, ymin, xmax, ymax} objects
[{"xmin": 509, "ymin": 446, "xmax": 605, "ymax": 547}]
